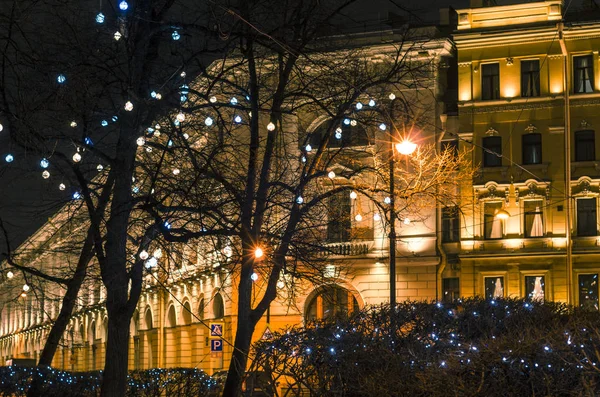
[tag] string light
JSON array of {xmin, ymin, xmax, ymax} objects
[
  {"xmin": 95, "ymin": 13, "xmax": 105, "ymax": 23},
  {"xmin": 119, "ymin": 1, "xmax": 128, "ymax": 11},
  {"xmin": 350, "ymin": 191, "xmax": 357, "ymax": 199},
  {"xmin": 176, "ymin": 112, "xmax": 185, "ymax": 122},
  {"xmin": 72, "ymin": 152, "xmax": 82, "ymax": 163},
  {"xmin": 59, "ymin": 183, "xmax": 66, "ymax": 191},
  {"xmin": 101, "ymin": 120, "xmax": 108, "ymax": 127},
  {"xmin": 389, "ymin": 93, "xmax": 396, "ymax": 100},
  {"xmin": 139, "ymin": 250, "xmax": 149, "ymax": 260},
  {"xmin": 97, "ymin": 164, "xmax": 104, "ymax": 171},
  {"xmin": 172, "ymin": 30, "xmax": 181, "ymax": 41},
  {"xmin": 136, "ymin": 137, "xmax": 145, "ymax": 146},
  {"xmin": 42, "ymin": 170, "xmax": 50, "ymax": 179},
  {"xmin": 204, "ymin": 117, "xmax": 213, "ymax": 126},
  {"xmin": 328, "ymin": 171, "xmax": 336, "ymax": 179},
  {"xmin": 57, "ymin": 74, "xmax": 66, "ymax": 84},
  {"xmin": 369, "ymin": 99, "xmax": 376, "ymax": 107},
  {"xmin": 124, "ymin": 101, "xmax": 133, "ymax": 111},
  {"xmin": 114, "ymin": 31, "xmax": 122, "ymax": 41},
  {"xmin": 267, "ymin": 122, "xmax": 275, "ymax": 131},
  {"xmin": 40, "ymin": 158, "xmax": 49, "ymax": 168}
]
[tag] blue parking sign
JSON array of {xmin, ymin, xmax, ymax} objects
[{"xmin": 210, "ymin": 339, "xmax": 223, "ymax": 352}]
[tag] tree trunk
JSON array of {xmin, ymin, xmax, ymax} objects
[
  {"xmin": 27, "ymin": 235, "xmax": 93, "ymax": 397},
  {"xmin": 100, "ymin": 307, "xmax": 130, "ymax": 397},
  {"xmin": 222, "ymin": 254, "xmax": 256, "ymax": 397}
]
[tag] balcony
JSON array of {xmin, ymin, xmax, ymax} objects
[{"xmin": 324, "ymin": 240, "xmax": 374, "ymax": 256}]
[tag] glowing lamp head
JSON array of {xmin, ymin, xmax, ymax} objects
[
  {"xmin": 396, "ymin": 140, "xmax": 417, "ymax": 155},
  {"xmin": 495, "ymin": 209, "xmax": 510, "ymax": 220}
]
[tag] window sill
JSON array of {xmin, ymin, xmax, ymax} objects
[
  {"xmin": 571, "ymin": 161, "xmax": 600, "ymax": 173},
  {"xmin": 516, "ymin": 162, "xmax": 549, "ymax": 177}
]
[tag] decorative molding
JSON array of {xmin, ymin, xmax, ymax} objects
[
  {"xmin": 580, "ymin": 119, "xmax": 592, "ymax": 129},
  {"xmin": 458, "ymin": 61, "xmax": 472, "ymax": 68},
  {"xmin": 486, "ymin": 127, "xmax": 499, "ymax": 136},
  {"xmin": 506, "ymin": 57, "xmax": 514, "ymax": 66},
  {"xmin": 524, "ymin": 124, "xmax": 537, "ymax": 133}
]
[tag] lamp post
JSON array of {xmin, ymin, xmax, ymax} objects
[{"xmin": 389, "ymin": 133, "xmax": 417, "ymax": 309}]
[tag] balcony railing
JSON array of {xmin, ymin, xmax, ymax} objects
[{"xmin": 324, "ymin": 240, "xmax": 373, "ymax": 256}]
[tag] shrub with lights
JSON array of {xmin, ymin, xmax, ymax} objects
[
  {"xmin": 0, "ymin": 367, "xmax": 215, "ymax": 397},
  {"xmin": 250, "ymin": 298, "xmax": 600, "ymax": 396}
]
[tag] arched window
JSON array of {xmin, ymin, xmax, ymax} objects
[
  {"xmin": 198, "ymin": 298, "xmax": 205, "ymax": 321},
  {"xmin": 166, "ymin": 305, "xmax": 177, "ymax": 328},
  {"xmin": 213, "ymin": 293, "xmax": 224, "ymax": 318},
  {"xmin": 144, "ymin": 309, "xmax": 154, "ymax": 330},
  {"xmin": 181, "ymin": 301, "xmax": 192, "ymax": 325},
  {"xmin": 305, "ymin": 285, "xmax": 359, "ymax": 322}
]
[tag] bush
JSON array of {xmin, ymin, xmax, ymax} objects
[
  {"xmin": 0, "ymin": 366, "xmax": 215, "ymax": 397},
  {"xmin": 250, "ymin": 298, "xmax": 600, "ymax": 396}
]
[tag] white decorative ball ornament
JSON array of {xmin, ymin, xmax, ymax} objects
[
  {"xmin": 59, "ymin": 183, "xmax": 66, "ymax": 191},
  {"xmin": 42, "ymin": 170, "xmax": 50, "ymax": 179},
  {"xmin": 267, "ymin": 122, "xmax": 275, "ymax": 131},
  {"xmin": 176, "ymin": 112, "xmax": 185, "ymax": 122},
  {"xmin": 124, "ymin": 101, "xmax": 133, "ymax": 111},
  {"xmin": 139, "ymin": 250, "xmax": 149, "ymax": 260},
  {"xmin": 72, "ymin": 152, "xmax": 82, "ymax": 163},
  {"xmin": 350, "ymin": 191, "xmax": 358, "ymax": 199},
  {"xmin": 204, "ymin": 117, "xmax": 213, "ymax": 126},
  {"xmin": 328, "ymin": 171, "xmax": 336, "ymax": 179},
  {"xmin": 136, "ymin": 137, "xmax": 145, "ymax": 146}
]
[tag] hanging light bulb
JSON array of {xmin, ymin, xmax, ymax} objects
[
  {"xmin": 114, "ymin": 31, "xmax": 122, "ymax": 41},
  {"xmin": 97, "ymin": 164, "xmax": 104, "ymax": 172},
  {"xmin": 155, "ymin": 93, "xmax": 162, "ymax": 100},
  {"xmin": 42, "ymin": 170, "xmax": 50, "ymax": 179},
  {"xmin": 350, "ymin": 191, "xmax": 358, "ymax": 199},
  {"xmin": 305, "ymin": 144, "xmax": 312, "ymax": 152},
  {"xmin": 355, "ymin": 214, "xmax": 363, "ymax": 222},
  {"xmin": 209, "ymin": 96, "xmax": 217, "ymax": 103},
  {"xmin": 70, "ymin": 121, "xmax": 77, "ymax": 128},
  {"xmin": 176, "ymin": 112, "xmax": 185, "ymax": 122},
  {"xmin": 374, "ymin": 213, "xmax": 381, "ymax": 221},
  {"xmin": 343, "ymin": 118, "xmax": 351, "ymax": 125},
  {"xmin": 153, "ymin": 248, "xmax": 162, "ymax": 259},
  {"xmin": 124, "ymin": 101, "xmax": 133, "ymax": 111},
  {"xmin": 356, "ymin": 102, "xmax": 363, "ymax": 110},
  {"xmin": 5, "ymin": 154, "xmax": 13, "ymax": 163},
  {"xmin": 230, "ymin": 97, "xmax": 238, "ymax": 105},
  {"xmin": 234, "ymin": 115, "xmax": 242, "ymax": 123},
  {"xmin": 350, "ymin": 119, "xmax": 357, "ymax": 126},
  {"xmin": 369, "ymin": 99, "xmax": 376, "ymax": 107},
  {"xmin": 119, "ymin": 1, "xmax": 128, "ymax": 11},
  {"xmin": 183, "ymin": 133, "xmax": 189, "ymax": 140},
  {"xmin": 173, "ymin": 168, "xmax": 180, "ymax": 175},
  {"xmin": 403, "ymin": 218, "xmax": 411, "ymax": 225},
  {"xmin": 379, "ymin": 123, "xmax": 387, "ymax": 131},
  {"xmin": 389, "ymin": 93, "xmax": 396, "ymax": 100},
  {"xmin": 267, "ymin": 122, "xmax": 275, "ymax": 131},
  {"xmin": 95, "ymin": 13, "xmax": 105, "ymax": 23},
  {"xmin": 59, "ymin": 183, "xmax": 66, "ymax": 191},
  {"xmin": 335, "ymin": 127, "xmax": 343, "ymax": 140},
  {"xmin": 6, "ymin": 271, "xmax": 13, "ymax": 279},
  {"xmin": 296, "ymin": 196, "xmax": 304, "ymax": 204},
  {"xmin": 101, "ymin": 120, "xmax": 108, "ymax": 127},
  {"xmin": 251, "ymin": 273, "xmax": 259, "ymax": 281},
  {"xmin": 139, "ymin": 250, "xmax": 149, "ymax": 260},
  {"xmin": 328, "ymin": 171, "xmax": 336, "ymax": 179},
  {"xmin": 384, "ymin": 197, "xmax": 391, "ymax": 204},
  {"xmin": 204, "ymin": 117, "xmax": 213, "ymax": 126},
  {"xmin": 22, "ymin": 284, "xmax": 30, "ymax": 292},
  {"xmin": 72, "ymin": 191, "xmax": 81, "ymax": 199},
  {"xmin": 72, "ymin": 152, "xmax": 82, "ymax": 163},
  {"xmin": 172, "ymin": 30, "xmax": 181, "ymax": 41},
  {"xmin": 57, "ymin": 74, "xmax": 66, "ymax": 84},
  {"xmin": 136, "ymin": 137, "xmax": 145, "ymax": 146},
  {"xmin": 40, "ymin": 158, "xmax": 49, "ymax": 168}
]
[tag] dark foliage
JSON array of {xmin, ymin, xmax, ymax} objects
[
  {"xmin": 250, "ymin": 298, "xmax": 600, "ymax": 396},
  {"xmin": 0, "ymin": 367, "xmax": 215, "ymax": 397}
]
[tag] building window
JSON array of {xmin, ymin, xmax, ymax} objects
[
  {"xmin": 484, "ymin": 276, "xmax": 504, "ymax": 299},
  {"xmin": 525, "ymin": 276, "xmax": 545, "ymax": 302},
  {"xmin": 524, "ymin": 200, "xmax": 544, "ymax": 238},
  {"xmin": 579, "ymin": 274, "xmax": 599, "ymax": 310},
  {"xmin": 481, "ymin": 63, "xmax": 500, "ymax": 100},
  {"xmin": 327, "ymin": 193, "xmax": 351, "ymax": 242},
  {"xmin": 522, "ymin": 133, "xmax": 541, "ymax": 165},
  {"xmin": 484, "ymin": 202, "xmax": 503, "ymax": 239},
  {"xmin": 442, "ymin": 206, "xmax": 460, "ymax": 242},
  {"xmin": 574, "ymin": 55, "xmax": 594, "ymax": 94},
  {"xmin": 441, "ymin": 140, "xmax": 459, "ymax": 160},
  {"xmin": 521, "ymin": 60, "xmax": 540, "ymax": 97},
  {"xmin": 309, "ymin": 121, "xmax": 369, "ymax": 149},
  {"xmin": 577, "ymin": 198, "xmax": 597, "ymax": 237},
  {"xmin": 442, "ymin": 278, "xmax": 460, "ymax": 302},
  {"xmin": 482, "ymin": 136, "xmax": 502, "ymax": 167},
  {"xmin": 213, "ymin": 293, "xmax": 224, "ymax": 318},
  {"xmin": 575, "ymin": 130, "xmax": 595, "ymax": 161},
  {"xmin": 305, "ymin": 285, "xmax": 359, "ymax": 322}
]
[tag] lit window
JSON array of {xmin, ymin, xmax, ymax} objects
[
  {"xmin": 575, "ymin": 130, "xmax": 595, "ymax": 162},
  {"xmin": 525, "ymin": 276, "xmax": 545, "ymax": 302},
  {"xmin": 522, "ymin": 133, "xmax": 541, "ymax": 165},
  {"xmin": 521, "ymin": 60, "xmax": 540, "ymax": 97},
  {"xmin": 574, "ymin": 55, "xmax": 594, "ymax": 94},
  {"xmin": 579, "ymin": 274, "xmax": 599, "ymax": 311},
  {"xmin": 481, "ymin": 63, "xmax": 500, "ymax": 100},
  {"xmin": 577, "ymin": 198, "xmax": 597, "ymax": 237},
  {"xmin": 524, "ymin": 200, "xmax": 544, "ymax": 238},
  {"xmin": 484, "ymin": 276, "xmax": 504, "ymax": 299},
  {"xmin": 305, "ymin": 285, "xmax": 359, "ymax": 322},
  {"xmin": 442, "ymin": 278, "xmax": 459, "ymax": 302},
  {"xmin": 484, "ymin": 202, "xmax": 503, "ymax": 239},
  {"xmin": 482, "ymin": 136, "xmax": 502, "ymax": 167}
]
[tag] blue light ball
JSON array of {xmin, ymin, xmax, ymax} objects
[
  {"xmin": 119, "ymin": 1, "xmax": 128, "ymax": 11},
  {"xmin": 40, "ymin": 158, "xmax": 49, "ymax": 168},
  {"xmin": 5, "ymin": 154, "xmax": 14, "ymax": 163},
  {"xmin": 57, "ymin": 74, "xmax": 66, "ymax": 84},
  {"xmin": 95, "ymin": 13, "xmax": 105, "ymax": 23},
  {"xmin": 172, "ymin": 30, "xmax": 180, "ymax": 41}
]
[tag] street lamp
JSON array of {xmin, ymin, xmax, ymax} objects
[{"xmin": 389, "ymin": 132, "xmax": 417, "ymax": 310}]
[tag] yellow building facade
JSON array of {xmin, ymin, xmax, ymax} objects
[{"xmin": 448, "ymin": 0, "xmax": 600, "ymax": 308}]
